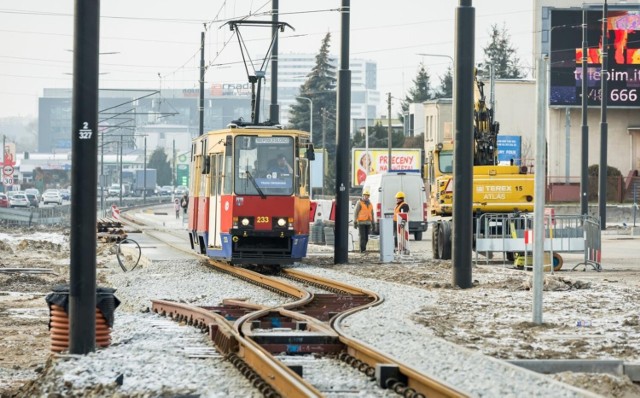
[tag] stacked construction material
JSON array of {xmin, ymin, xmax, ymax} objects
[{"xmin": 97, "ymin": 218, "xmax": 128, "ymax": 242}]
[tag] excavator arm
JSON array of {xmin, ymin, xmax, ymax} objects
[{"xmin": 473, "ymin": 72, "xmax": 499, "ymax": 166}]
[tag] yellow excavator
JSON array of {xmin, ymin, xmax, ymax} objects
[{"xmin": 426, "ymin": 71, "xmax": 534, "ymax": 260}]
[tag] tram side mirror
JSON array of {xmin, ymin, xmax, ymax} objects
[{"xmin": 306, "ymin": 144, "xmax": 315, "ymax": 161}]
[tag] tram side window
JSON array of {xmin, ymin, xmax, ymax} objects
[
  {"xmin": 296, "ymin": 158, "xmax": 308, "ymax": 197},
  {"xmin": 209, "ymin": 155, "xmax": 217, "ymax": 196},
  {"xmin": 216, "ymin": 154, "xmax": 223, "ymax": 195},
  {"xmin": 223, "ymin": 155, "xmax": 232, "ymax": 195},
  {"xmin": 198, "ymin": 154, "xmax": 208, "ymax": 198}
]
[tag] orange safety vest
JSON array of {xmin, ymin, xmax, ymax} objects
[
  {"xmin": 394, "ymin": 201, "xmax": 409, "ymax": 221},
  {"xmin": 356, "ymin": 200, "xmax": 373, "ymax": 222}
]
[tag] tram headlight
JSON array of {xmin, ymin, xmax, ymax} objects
[
  {"xmin": 277, "ymin": 218, "xmax": 286, "ymax": 227},
  {"xmin": 234, "ymin": 216, "xmax": 254, "ymax": 229}
]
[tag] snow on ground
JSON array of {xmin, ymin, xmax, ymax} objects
[{"xmin": 1, "ymin": 207, "xmax": 640, "ymax": 397}]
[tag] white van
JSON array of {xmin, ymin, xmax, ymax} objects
[{"xmin": 361, "ymin": 171, "xmax": 428, "ymax": 240}]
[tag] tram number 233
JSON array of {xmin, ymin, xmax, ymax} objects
[{"xmin": 256, "ymin": 216, "xmax": 270, "ymax": 223}]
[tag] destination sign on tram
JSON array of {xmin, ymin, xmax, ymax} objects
[{"xmin": 255, "ymin": 137, "xmax": 290, "ymax": 144}]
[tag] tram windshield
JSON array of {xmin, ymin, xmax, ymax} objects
[{"xmin": 234, "ymin": 135, "xmax": 295, "ymax": 196}]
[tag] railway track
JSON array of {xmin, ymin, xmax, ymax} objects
[
  {"xmin": 118, "ymin": 208, "xmax": 597, "ymax": 397},
  {"xmin": 151, "ymin": 262, "xmax": 467, "ymax": 397},
  {"xmin": 120, "ymin": 211, "xmax": 467, "ymax": 396}
]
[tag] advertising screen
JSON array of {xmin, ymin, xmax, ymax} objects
[{"xmin": 550, "ymin": 8, "xmax": 640, "ymax": 107}]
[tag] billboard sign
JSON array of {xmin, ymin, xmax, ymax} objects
[
  {"xmin": 497, "ymin": 135, "xmax": 521, "ymax": 165},
  {"xmin": 2, "ymin": 142, "xmax": 15, "ymax": 167},
  {"xmin": 550, "ymin": 8, "xmax": 640, "ymax": 107},
  {"xmin": 2, "ymin": 143, "xmax": 15, "ymax": 187},
  {"xmin": 352, "ymin": 148, "xmax": 422, "ymax": 186}
]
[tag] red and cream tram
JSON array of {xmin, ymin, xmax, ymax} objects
[{"xmin": 188, "ymin": 123, "xmax": 313, "ymax": 266}]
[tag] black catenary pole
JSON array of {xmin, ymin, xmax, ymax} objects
[
  {"xmin": 270, "ymin": 0, "xmax": 280, "ymax": 124},
  {"xmin": 599, "ymin": 0, "xmax": 608, "ymax": 230},
  {"xmin": 581, "ymin": 8, "xmax": 589, "ymax": 216},
  {"xmin": 69, "ymin": 0, "xmax": 99, "ymax": 354},
  {"xmin": 452, "ymin": 0, "xmax": 474, "ymax": 289},
  {"xmin": 335, "ymin": 0, "xmax": 351, "ymax": 264}
]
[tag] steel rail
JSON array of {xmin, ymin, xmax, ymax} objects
[
  {"xmin": 126, "ymin": 209, "xmax": 469, "ymax": 396},
  {"xmin": 278, "ymin": 270, "xmax": 468, "ymax": 397},
  {"xmin": 151, "ymin": 299, "xmax": 322, "ymax": 398}
]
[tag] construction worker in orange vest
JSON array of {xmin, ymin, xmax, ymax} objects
[
  {"xmin": 353, "ymin": 189, "xmax": 374, "ymax": 253},
  {"xmin": 393, "ymin": 191, "xmax": 410, "ymax": 249}
]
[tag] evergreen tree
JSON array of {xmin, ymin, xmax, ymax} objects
[
  {"xmin": 401, "ymin": 62, "xmax": 433, "ymax": 118},
  {"xmin": 435, "ymin": 65, "xmax": 453, "ymax": 98},
  {"xmin": 402, "ymin": 133, "xmax": 424, "ymax": 149},
  {"xmin": 351, "ymin": 122, "xmax": 405, "ymax": 149},
  {"xmin": 288, "ymin": 32, "xmax": 338, "ymax": 195},
  {"xmin": 479, "ymin": 23, "xmax": 524, "ymax": 79},
  {"xmin": 148, "ymin": 148, "xmax": 172, "ymax": 186},
  {"xmin": 288, "ymin": 32, "xmax": 336, "ymax": 149}
]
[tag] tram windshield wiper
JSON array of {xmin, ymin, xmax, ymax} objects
[{"xmin": 246, "ymin": 170, "xmax": 266, "ymax": 199}]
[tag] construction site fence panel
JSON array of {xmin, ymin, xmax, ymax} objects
[{"xmin": 475, "ymin": 212, "xmax": 601, "ymax": 270}]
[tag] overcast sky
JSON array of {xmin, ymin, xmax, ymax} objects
[{"xmin": 0, "ymin": 1, "xmax": 533, "ymax": 119}]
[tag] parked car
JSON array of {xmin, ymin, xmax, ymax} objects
[
  {"xmin": 25, "ymin": 193, "xmax": 39, "ymax": 207},
  {"xmin": 9, "ymin": 193, "xmax": 30, "ymax": 208},
  {"xmin": 42, "ymin": 191, "xmax": 63, "ymax": 205},
  {"xmin": 25, "ymin": 188, "xmax": 41, "ymax": 201},
  {"xmin": 59, "ymin": 189, "xmax": 71, "ymax": 201},
  {"xmin": 6, "ymin": 191, "xmax": 23, "ymax": 199},
  {"xmin": 0, "ymin": 193, "xmax": 8, "ymax": 208},
  {"xmin": 174, "ymin": 185, "xmax": 189, "ymax": 196},
  {"xmin": 159, "ymin": 185, "xmax": 174, "ymax": 196}
]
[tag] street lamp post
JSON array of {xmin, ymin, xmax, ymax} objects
[
  {"xmin": 364, "ymin": 90, "xmax": 370, "ymax": 178},
  {"xmin": 417, "ymin": 53, "xmax": 454, "ymax": 66},
  {"xmin": 296, "ymin": 96, "xmax": 313, "ymax": 198}
]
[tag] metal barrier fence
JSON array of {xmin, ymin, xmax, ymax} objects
[
  {"xmin": 0, "ymin": 196, "xmax": 174, "ymax": 226},
  {"xmin": 575, "ymin": 216, "xmax": 602, "ymax": 271},
  {"xmin": 0, "ymin": 205, "xmax": 71, "ymax": 226},
  {"xmin": 475, "ymin": 212, "xmax": 601, "ymax": 271}
]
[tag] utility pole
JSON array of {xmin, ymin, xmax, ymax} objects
[
  {"xmin": 119, "ymin": 135, "xmax": 123, "ymax": 207},
  {"xmin": 172, "ymin": 139, "xmax": 176, "ymax": 188},
  {"xmin": 143, "ymin": 137, "xmax": 147, "ymax": 204},
  {"xmin": 321, "ymin": 108, "xmax": 327, "ymax": 197},
  {"xmin": 69, "ymin": 0, "xmax": 99, "ymax": 354},
  {"xmin": 334, "ymin": 0, "xmax": 351, "ymax": 264},
  {"xmin": 452, "ymin": 0, "xmax": 474, "ymax": 289},
  {"xmin": 599, "ymin": 0, "xmax": 609, "ymax": 230},
  {"xmin": 269, "ymin": 0, "xmax": 280, "ymax": 124},
  {"xmin": 365, "ymin": 91, "xmax": 369, "ymax": 178},
  {"xmin": 387, "ymin": 92, "xmax": 392, "ymax": 172},
  {"xmin": 580, "ymin": 8, "xmax": 589, "ymax": 216},
  {"xmin": 100, "ymin": 138, "xmax": 104, "ymax": 212},
  {"xmin": 1, "ymin": 133, "xmax": 4, "ymax": 195},
  {"xmin": 199, "ymin": 30, "xmax": 205, "ymax": 137}
]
